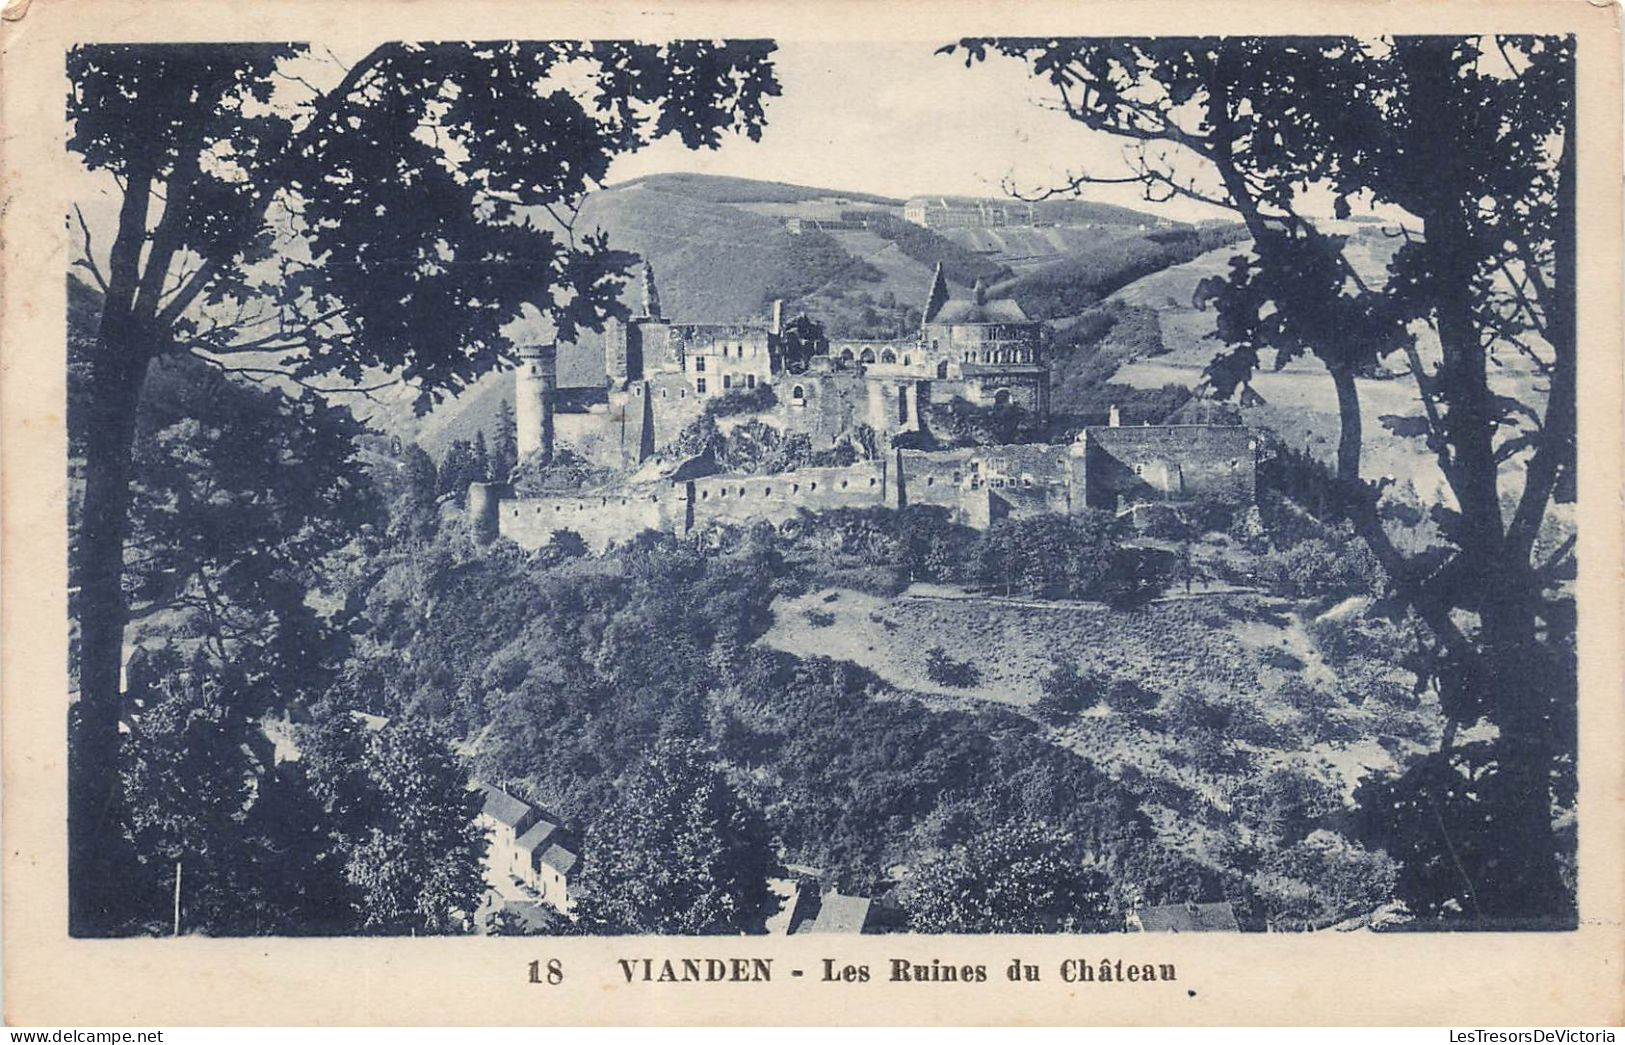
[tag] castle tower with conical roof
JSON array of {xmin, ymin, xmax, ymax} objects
[{"xmin": 922, "ymin": 262, "xmax": 951, "ymax": 326}]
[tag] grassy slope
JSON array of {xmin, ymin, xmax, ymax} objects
[{"xmin": 762, "ymin": 580, "xmax": 1440, "ymax": 869}]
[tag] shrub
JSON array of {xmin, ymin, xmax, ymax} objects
[
  {"xmin": 1258, "ymin": 536, "xmax": 1382, "ymax": 600},
  {"xmin": 1250, "ymin": 830, "xmax": 1398, "ymax": 931},
  {"xmin": 1306, "ymin": 614, "xmax": 1394, "ymax": 668},
  {"xmin": 1035, "ymin": 662, "xmax": 1106, "ymax": 723},
  {"xmin": 1105, "ymin": 677, "xmax": 1161, "ymax": 714},
  {"xmin": 802, "ymin": 608, "xmax": 836, "ymax": 628},
  {"xmin": 924, "ymin": 646, "xmax": 980, "ymax": 688},
  {"xmin": 707, "ymin": 384, "xmax": 778, "ymax": 417}
]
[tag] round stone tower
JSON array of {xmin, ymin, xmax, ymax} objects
[{"xmin": 515, "ymin": 341, "xmax": 556, "ymax": 462}]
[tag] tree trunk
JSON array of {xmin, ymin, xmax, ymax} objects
[
  {"xmin": 69, "ymin": 323, "xmax": 152, "ymax": 935},
  {"xmin": 1328, "ymin": 363, "xmax": 1363, "ymax": 483}
]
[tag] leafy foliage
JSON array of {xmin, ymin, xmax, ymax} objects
[
  {"xmin": 923, "ymin": 646, "xmax": 981, "ymax": 688},
  {"xmin": 572, "ymin": 739, "xmax": 780, "ymax": 934},
  {"xmin": 901, "ymin": 822, "xmax": 1116, "ymax": 933}
]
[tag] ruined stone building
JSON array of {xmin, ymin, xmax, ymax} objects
[
  {"xmin": 519, "ymin": 261, "xmax": 1051, "ymax": 469},
  {"xmin": 476, "ymin": 258, "xmax": 1258, "ymax": 553}
]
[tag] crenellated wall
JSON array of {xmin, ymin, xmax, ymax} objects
[
  {"xmin": 474, "ymin": 425, "xmax": 1259, "ymax": 553},
  {"xmin": 495, "ymin": 486, "xmax": 682, "ymax": 552},
  {"xmin": 688, "ymin": 462, "xmax": 888, "ymax": 529}
]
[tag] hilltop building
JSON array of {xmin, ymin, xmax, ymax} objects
[
  {"xmin": 902, "ymin": 196, "xmax": 1038, "ymax": 229},
  {"xmin": 521, "ymin": 261, "xmax": 1050, "ymax": 469},
  {"xmin": 474, "ymin": 257, "xmax": 1258, "ymax": 552}
]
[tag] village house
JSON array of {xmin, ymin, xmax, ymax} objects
[
  {"xmin": 475, "ymin": 784, "xmax": 580, "ymax": 916},
  {"xmin": 1127, "ymin": 900, "xmax": 1240, "ymax": 932}
]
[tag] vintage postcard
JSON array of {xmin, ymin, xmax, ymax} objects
[{"xmin": 2, "ymin": 0, "xmax": 1622, "ymax": 1027}]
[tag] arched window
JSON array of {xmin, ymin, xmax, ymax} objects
[
  {"xmin": 881, "ymin": 349, "xmax": 897, "ymax": 364},
  {"xmin": 936, "ymin": 361, "xmax": 949, "ymax": 379},
  {"xmin": 902, "ymin": 355, "xmax": 912, "ymax": 366},
  {"xmin": 994, "ymin": 389, "xmax": 1011, "ymax": 407},
  {"xmin": 840, "ymin": 348, "xmax": 854, "ymax": 363},
  {"xmin": 792, "ymin": 385, "xmax": 806, "ymax": 402},
  {"xmin": 860, "ymin": 348, "xmax": 876, "ymax": 364}
]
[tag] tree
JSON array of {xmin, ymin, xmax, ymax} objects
[
  {"xmin": 80, "ymin": 346, "xmax": 378, "ymax": 713},
  {"xmin": 67, "ymin": 40, "xmax": 780, "ymax": 933},
  {"xmin": 572, "ymin": 739, "xmax": 779, "ymax": 934},
  {"xmin": 1035, "ymin": 661, "xmax": 1105, "ymax": 723},
  {"xmin": 118, "ymin": 649, "xmax": 258, "ymax": 935},
  {"xmin": 902, "ymin": 822, "xmax": 1116, "ymax": 933},
  {"xmin": 390, "ymin": 443, "xmax": 440, "ymax": 543},
  {"xmin": 490, "ymin": 399, "xmax": 519, "ymax": 484},
  {"xmin": 472, "ymin": 430, "xmax": 491, "ymax": 483},
  {"xmin": 438, "ymin": 439, "xmax": 478, "ymax": 506},
  {"xmin": 957, "ymin": 34, "xmax": 1577, "ymax": 926},
  {"xmin": 316, "ymin": 717, "xmax": 487, "ymax": 935}
]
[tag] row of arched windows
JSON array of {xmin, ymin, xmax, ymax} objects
[{"xmin": 961, "ymin": 348, "xmax": 1035, "ymax": 364}]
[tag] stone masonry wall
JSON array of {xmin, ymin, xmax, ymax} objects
[
  {"xmin": 1082, "ymin": 425, "xmax": 1257, "ymax": 509},
  {"xmin": 688, "ymin": 462, "xmax": 888, "ymax": 530}
]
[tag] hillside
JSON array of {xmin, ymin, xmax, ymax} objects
[
  {"xmin": 612, "ymin": 172, "xmax": 901, "ymax": 207},
  {"xmin": 368, "ymin": 178, "xmax": 1248, "ymax": 458}
]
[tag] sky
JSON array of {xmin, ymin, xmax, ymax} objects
[
  {"xmin": 604, "ymin": 40, "xmax": 1229, "ymax": 221},
  {"xmin": 68, "ymin": 38, "xmax": 1236, "ymax": 257}
]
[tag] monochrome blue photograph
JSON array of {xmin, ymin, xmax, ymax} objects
[{"xmin": 64, "ymin": 35, "xmax": 1578, "ymax": 939}]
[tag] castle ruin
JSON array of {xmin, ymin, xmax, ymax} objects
[{"xmin": 472, "ymin": 262, "xmax": 1258, "ymax": 551}]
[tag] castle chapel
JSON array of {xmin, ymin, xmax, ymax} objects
[{"xmin": 519, "ymin": 262, "xmax": 1050, "ymax": 467}]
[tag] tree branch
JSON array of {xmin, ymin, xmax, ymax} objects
[{"xmin": 71, "ymin": 204, "xmax": 111, "ymax": 293}]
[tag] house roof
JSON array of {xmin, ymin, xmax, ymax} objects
[
  {"xmin": 515, "ymin": 819, "xmax": 558, "ymax": 854},
  {"xmin": 804, "ymin": 891, "xmax": 873, "ymax": 934},
  {"xmin": 1135, "ymin": 901, "xmax": 1240, "ymax": 932},
  {"xmin": 765, "ymin": 878, "xmax": 813, "ymax": 935},
  {"xmin": 479, "ymin": 786, "xmax": 536, "ymax": 829},
  {"xmin": 539, "ymin": 843, "xmax": 579, "ymax": 875},
  {"xmin": 929, "ymin": 297, "xmax": 1030, "ymax": 325}
]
